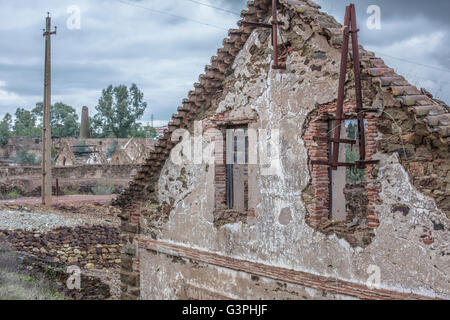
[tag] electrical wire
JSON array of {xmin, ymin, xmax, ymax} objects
[
  {"xmin": 373, "ymin": 51, "xmax": 450, "ymax": 74},
  {"xmin": 182, "ymin": 0, "xmax": 241, "ymax": 16},
  {"xmin": 114, "ymin": 0, "xmax": 449, "ymax": 88},
  {"xmin": 114, "ymin": 0, "xmax": 229, "ymax": 30}
]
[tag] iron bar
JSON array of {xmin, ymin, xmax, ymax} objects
[
  {"xmin": 350, "ymin": 4, "xmax": 366, "ymax": 161},
  {"xmin": 311, "ymin": 160, "xmax": 357, "ymax": 167},
  {"xmin": 240, "ymin": 21, "xmax": 284, "ymax": 28},
  {"xmin": 331, "ymin": 5, "xmax": 351, "ymax": 170},
  {"xmin": 271, "ymin": 0, "xmax": 280, "ymax": 69},
  {"xmin": 241, "ymin": 1, "xmax": 285, "ymax": 69},
  {"xmin": 313, "ymin": 136, "xmax": 356, "ymax": 144}
]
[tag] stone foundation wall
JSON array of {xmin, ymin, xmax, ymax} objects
[
  {"xmin": 18, "ymin": 252, "xmax": 112, "ymax": 300},
  {"xmin": 0, "ymin": 225, "xmax": 121, "ymax": 269}
]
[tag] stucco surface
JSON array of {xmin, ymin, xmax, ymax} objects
[{"xmin": 139, "ymin": 13, "xmax": 450, "ymax": 299}]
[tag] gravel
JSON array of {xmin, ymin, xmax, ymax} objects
[{"xmin": 0, "ymin": 209, "xmax": 106, "ymax": 232}]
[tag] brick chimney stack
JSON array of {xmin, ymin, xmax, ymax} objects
[{"xmin": 79, "ymin": 106, "xmax": 91, "ymax": 139}]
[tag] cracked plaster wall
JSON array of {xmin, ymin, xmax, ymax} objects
[{"xmin": 140, "ymin": 15, "xmax": 450, "ymax": 299}]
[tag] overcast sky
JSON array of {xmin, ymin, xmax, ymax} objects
[{"xmin": 0, "ymin": 0, "xmax": 448, "ymax": 126}]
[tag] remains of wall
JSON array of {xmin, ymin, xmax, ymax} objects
[
  {"xmin": 0, "ymin": 137, "xmax": 154, "ymax": 165},
  {"xmin": 0, "ymin": 225, "xmax": 121, "ymax": 269},
  {"xmin": 0, "ymin": 164, "xmax": 139, "ymax": 196},
  {"xmin": 120, "ymin": 0, "xmax": 450, "ymax": 299}
]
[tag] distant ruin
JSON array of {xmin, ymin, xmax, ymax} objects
[{"xmin": 0, "ymin": 137, "xmax": 154, "ymax": 197}]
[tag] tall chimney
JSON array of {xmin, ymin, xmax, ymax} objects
[{"xmin": 79, "ymin": 106, "xmax": 91, "ymax": 139}]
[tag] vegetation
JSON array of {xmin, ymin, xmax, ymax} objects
[
  {"xmin": 91, "ymin": 84, "xmax": 148, "ymax": 138},
  {"xmin": 13, "ymin": 108, "xmax": 41, "ymax": 137},
  {"xmin": 33, "ymin": 102, "xmax": 80, "ymax": 138},
  {"xmin": 1, "ymin": 84, "xmax": 156, "ymax": 150},
  {"xmin": 106, "ymin": 140, "xmax": 119, "ymax": 158},
  {"xmin": 345, "ymin": 120, "xmax": 365, "ymax": 182},
  {"xmin": 0, "ymin": 113, "xmax": 12, "ymax": 146},
  {"xmin": 14, "ymin": 150, "xmax": 41, "ymax": 165},
  {"xmin": 60, "ymin": 186, "xmax": 81, "ymax": 196},
  {"xmin": 0, "ymin": 190, "xmax": 23, "ymax": 200},
  {"xmin": 0, "ymin": 244, "xmax": 65, "ymax": 300},
  {"xmin": 91, "ymin": 182, "xmax": 115, "ymax": 195}
]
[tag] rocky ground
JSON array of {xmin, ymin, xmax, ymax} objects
[{"xmin": 0, "ymin": 197, "xmax": 121, "ymax": 300}]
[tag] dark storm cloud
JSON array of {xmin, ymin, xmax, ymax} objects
[
  {"xmin": 0, "ymin": 0, "xmax": 448, "ymax": 123},
  {"xmin": 315, "ymin": 0, "xmax": 450, "ymax": 101}
]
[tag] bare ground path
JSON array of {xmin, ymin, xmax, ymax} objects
[{"xmin": 0, "ymin": 194, "xmax": 116, "ymax": 205}]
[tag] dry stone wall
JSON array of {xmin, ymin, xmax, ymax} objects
[{"xmin": 0, "ymin": 225, "xmax": 122, "ymax": 269}]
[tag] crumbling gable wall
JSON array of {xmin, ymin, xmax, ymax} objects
[
  {"xmin": 119, "ymin": 0, "xmax": 450, "ymax": 300},
  {"xmin": 54, "ymin": 142, "xmax": 76, "ymax": 167}
]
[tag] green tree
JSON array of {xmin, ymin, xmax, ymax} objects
[
  {"xmin": 15, "ymin": 150, "xmax": 41, "ymax": 165},
  {"xmin": 346, "ymin": 120, "xmax": 357, "ymax": 140},
  {"xmin": 92, "ymin": 84, "xmax": 147, "ymax": 138},
  {"xmin": 131, "ymin": 124, "xmax": 156, "ymax": 139},
  {"xmin": 33, "ymin": 102, "xmax": 79, "ymax": 137},
  {"xmin": 0, "ymin": 113, "xmax": 12, "ymax": 146},
  {"xmin": 106, "ymin": 140, "xmax": 119, "ymax": 158},
  {"xmin": 13, "ymin": 108, "xmax": 40, "ymax": 137}
]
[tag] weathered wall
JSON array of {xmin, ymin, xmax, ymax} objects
[
  {"xmin": 0, "ymin": 137, "xmax": 154, "ymax": 165},
  {"xmin": 126, "ymin": 0, "xmax": 450, "ymax": 300},
  {"xmin": 139, "ymin": 248, "xmax": 351, "ymax": 300},
  {"xmin": 0, "ymin": 164, "xmax": 139, "ymax": 196},
  {"xmin": 0, "ymin": 225, "xmax": 121, "ymax": 269}
]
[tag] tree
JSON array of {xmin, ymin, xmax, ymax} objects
[
  {"xmin": 15, "ymin": 150, "xmax": 41, "ymax": 165},
  {"xmin": 131, "ymin": 124, "xmax": 156, "ymax": 139},
  {"xmin": 106, "ymin": 140, "xmax": 119, "ymax": 158},
  {"xmin": 0, "ymin": 113, "xmax": 12, "ymax": 146},
  {"xmin": 13, "ymin": 108, "xmax": 40, "ymax": 137},
  {"xmin": 92, "ymin": 84, "xmax": 147, "ymax": 138},
  {"xmin": 33, "ymin": 102, "xmax": 79, "ymax": 137}
]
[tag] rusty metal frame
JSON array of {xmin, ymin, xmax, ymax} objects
[
  {"xmin": 241, "ymin": 0, "xmax": 286, "ymax": 70},
  {"xmin": 311, "ymin": 4, "xmax": 378, "ymax": 170}
]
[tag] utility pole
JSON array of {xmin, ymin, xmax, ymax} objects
[{"xmin": 42, "ymin": 13, "xmax": 56, "ymax": 205}]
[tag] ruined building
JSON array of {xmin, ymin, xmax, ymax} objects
[{"xmin": 114, "ymin": 0, "xmax": 450, "ymax": 300}]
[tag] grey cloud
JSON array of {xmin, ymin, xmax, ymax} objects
[{"xmin": 0, "ymin": 0, "xmax": 448, "ymax": 122}]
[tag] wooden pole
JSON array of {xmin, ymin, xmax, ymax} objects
[{"xmin": 42, "ymin": 13, "xmax": 56, "ymax": 205}]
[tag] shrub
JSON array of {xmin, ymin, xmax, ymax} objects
[
  {"xmin": 92, "ymin": 183, "xmax": 115, "ymax": 195},
  {"xmin": 14, "ymin": 150, "xmax": 40, "ymax": 165},
  {"xmin": 0, "ymin": 244, "xmax": 65, "ymax": 300},
  {"xmin": 106, "ymin": 140, "xmax": 119, "ymax": 159},
  {"xmin": 2, "ymin": 190, "xmax": 22, "ymax": 200},
  {"xmin": 60, "ymin": 186, "xmax": 81, "ymax": 196}
]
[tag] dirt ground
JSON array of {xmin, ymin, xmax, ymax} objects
[{"xmin": 0, "ymin": 194, "xmax": 116, "ymax": 205}]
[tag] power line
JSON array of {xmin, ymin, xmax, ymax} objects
[
  {"xmin": 183, "ymin": 0, "xmax": 241, "ymax": 16},
  {"xmin": 373, "ymin": 51, "xmax": 450, "ymax": 74},
  {"xmin": 114, "ymin": 1, "xmax": 449, "ymax": 86},
  {"xmin": 114, "ymin": 0, "xmax": 229, "ymax": 31}
]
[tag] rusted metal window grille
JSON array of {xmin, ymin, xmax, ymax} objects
[{"xmin": 312, "ymin": 4, "xmax": 378, "ymax": 170}]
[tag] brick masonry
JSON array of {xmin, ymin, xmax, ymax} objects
[{"xmin": 303, "ymin": 101, "xmax": 381, "ymax": 228}]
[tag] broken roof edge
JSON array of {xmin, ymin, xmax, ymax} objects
[{"xmin": 113, "ymin": 0, "xmax": 449, "ymax": 209}]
